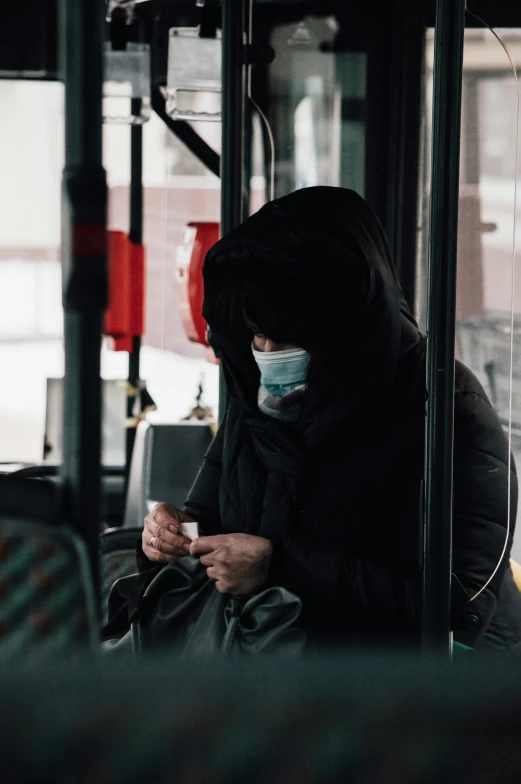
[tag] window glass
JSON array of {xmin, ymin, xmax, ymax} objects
[
  {"xmin": 0, "ymin": 81, "xmax": 63, "ymax": 463},
  {"xmin": 421, "ymin": 28, "xmax": 521, "ymax": 562},
  {"xmin": 0, "ymin": 80, "xmax": 219, "ymax": 464},
  {"xmin": 266, "ymin": 17, "xmax": 363, "ymax": 198}
]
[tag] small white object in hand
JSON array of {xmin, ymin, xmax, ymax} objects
[{"xmin": 180, "ymin": 522, "xmax": 200, "ymax": 541}]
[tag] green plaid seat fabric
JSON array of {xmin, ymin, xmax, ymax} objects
[{"xmin": 0, "ymin": 519, "xmax": 97, "ymax": 661}]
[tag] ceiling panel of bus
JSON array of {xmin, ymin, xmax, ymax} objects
[{"xmin": 0, "ymin": 0, "xmax": 520, "ymax": 80}]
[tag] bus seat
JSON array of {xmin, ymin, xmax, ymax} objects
[
  {"xmin": 100, "ymin": 527, "xmax": 141, "ymax": 625},
  {"xmin": 11, "ymin": 464, "xmax": 127, "ymax": 529},
  {"xmin": 0, "ymin": 476, "xmax": 98, "ymax": 661},
  {"xmin": 123, "ymin": 421, "xmax": 213, "ymax": 528},
  {"xmin": 511, "ymin": 559, "xmax": 521, "ymax": 593}
]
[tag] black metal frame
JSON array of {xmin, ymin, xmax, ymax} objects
[
  {"xmin": 151, "ymin": 87, "xmax": 221, "ymax": 178},
  {"xmin": 126, "ymin": 99, "xmax": 145, "ymax": 482},
  {"xmin": 221, "ymin": 0, "xmax": 245, "ymax": 242},
  {"xmin": 356, "ymin": 2, "xmax": 424, "ymax": 313},
  {"xmin": 383, "ymin": 4, "xmax": 425, "ymax": 313},
  {"xmin": 218, "ymin": 0, "xmax": 246, "ymax": 422},
  {"xmin": 59, "ymin": 0, "xmax": 107, "ymax": 605},
  {"xmin": 422, "ymin": 0, "xmax": 466, "ymax": 655}
]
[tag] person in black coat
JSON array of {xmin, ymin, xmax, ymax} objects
[{"xmin": 142, "ymin": 186, "xmax": 521, "ymax": 653}]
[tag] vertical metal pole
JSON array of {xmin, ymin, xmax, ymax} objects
[
  {"xmin": 126, "ymin": 99, "xmax": 144, "ymax": 479},
  {"xmin": 219, "ymin": 0, "xmax": 245, "ymax": 422},
  {"xmin": 60, "ymin": 0, "xmax": 107, "ymax": 602},
  {"xmin": 422, "ymin": 0, "xmax": 465, "ymax": 655},
  {"xmin": 384, "ymin": 6, "xmax": 425, "ymax": 314}
]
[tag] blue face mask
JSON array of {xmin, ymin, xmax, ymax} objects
[{"xmin": 252, "ymin": 344, "xmax": 310, "ymax": 397}]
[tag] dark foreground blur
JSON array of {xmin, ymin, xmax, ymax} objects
[{"xmin": 0, "ymin": 651, "xmax": 520, "ymax": 784}]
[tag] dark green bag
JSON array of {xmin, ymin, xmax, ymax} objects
[{"xmin": 102, "ymin": 555, "xmax": 306, "ymax": 658}]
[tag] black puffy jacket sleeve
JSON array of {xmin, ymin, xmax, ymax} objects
[
  {"xmin": 182, "ymin": 420, "xmax": 225, "ymax": 536},
  {"xmin": 450, "ymin": 369, "xmax": 517, "ymax": 641},
  {"xmin": 268, "ymin": 368, "xmax": 517, "ymax": 646}
]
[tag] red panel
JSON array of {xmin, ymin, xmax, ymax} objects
[
  {"xmin": 177, "ymin": 222, "xmax": 219, "ymax": 349},
  {"xmin": 104, "ymin": 231, "xmax": 130, "ymax": 339},
  {"xmin": 104, "ymin": 234, "xmax": 146, "ymax": 352},
  {"xmin": 113, "ymin": 336, "xmax": 133, "ymax": 352},
  {"xmin": 129, "ymin": 242, "xmax": 145, "ymax": 337}
]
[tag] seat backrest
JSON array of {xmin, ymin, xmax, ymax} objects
[
  {"xmin": 0, "ymin": 474, "xmax": 60, "ymax": 522},
  {"xmin": 123, "ymin": 421, "xmax": 152, "ymax": 530},
  {"xmin": 123, "ymin": 421, "xmax": 213, "ymax": 528},
  {"xmin": 0, "ymin": 476, "xmax": 98, "ymax": 661}
]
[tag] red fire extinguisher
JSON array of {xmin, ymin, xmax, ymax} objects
[{"xmin": 176, "ymin": 222, "xmax": 219, "ymax": 364}]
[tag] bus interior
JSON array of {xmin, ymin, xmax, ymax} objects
[{"xmin": 1, "ymin": 0, "xmax": 521, "ymax": 777}]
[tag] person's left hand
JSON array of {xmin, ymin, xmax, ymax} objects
[{"xmin": 190, "ymin": 534, "xmax": 273, "ymax": 595}]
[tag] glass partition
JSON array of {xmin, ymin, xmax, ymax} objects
[
  {"xmin": 0, "ymin": 80, "xmax": 220, "ymax": 464},
  {"xmin": 0, "ymin": 81, "xmax": 64, "ymax": 463},
  {"xmin": 422, "ymin": 27, "xmax": 521, "ymax": 562},
  {"xmin": 264, "ymin": 16, "xmax": 365, "ymax": 198}
]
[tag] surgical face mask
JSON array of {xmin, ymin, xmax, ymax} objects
[{"xmin": 252, "ymin": 344, "xmax": 310, "ymax": 397}]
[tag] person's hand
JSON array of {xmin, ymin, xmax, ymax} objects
[
  {"xmin": 142, "ymin": 503, "xmax": 194, "ymax": 564},
  {"xmin": 190, "ymin": 533, "xmax": 273, "ymax": 595}
]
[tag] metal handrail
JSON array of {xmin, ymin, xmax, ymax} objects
[{"xmin": 422, "ymin": 0, "xmax": 466, "ymax": 656}]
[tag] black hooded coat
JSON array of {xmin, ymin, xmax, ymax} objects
[{"xmin": 181, "ymin": 186, "xmax": 521, "ymax": 652}]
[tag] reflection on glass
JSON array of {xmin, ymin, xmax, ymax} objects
[
  {"xmin": 166, "ymin": 28, "xmax": 222, "ymax": 122},
  {"xmin": 295, "ymin": 95, "xmax": 319, "ymax": 188},
  {"xmin": 103, "ymin": 43, "xmax": 151, "ymax": 125},
  {"xmin": 422, "ymin": 28, "xmax": 521, "ymax": 560},
  {"xmin": 0, "ymin": 79, "xmax": 221, "ymax": 463},
  {"xmin": 267, "ymin": 17, "xmax": 362, "ymax": 197}
]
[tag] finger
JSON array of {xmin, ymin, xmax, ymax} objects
[
  {"xmin": 152, "ymin": 504, "xmax": 195, "ymax": 528},
  {"xmin": 151, "ymin": 537, "xmax": 189, "ymax": 557},
  {"xmin": 143, "ymin": 545, "xmax": 174, "ymax": 565},
  {"xmin": 206, "ymin": 566, "xmax": 219, "ymax": 581},
  {"xmin": 215, "ymin": 581, "xmax": 229, "ymax": 594},
  {"xmin": 141, "ymin": 530, "xmax": 155, "ymax": 552},
  {"xmin": 144, "ymin": 520, "xmax": 191, "ymax": 555},
  {"xmin": 190, "ymin": 536, "xmax": 223, "ymax": 558},
  {"xmin": 145, "ymin": 505, "xmax": 179, "ymax": 531},
  {"xmin": 155, "ymin": 525, "xmax": 191, "ymax": 549},
  {"xmin": 199, "ymin": 553, "xmax": 216, "ymax": 567},
  {"xmin": 149, "ymin": 537, "xmax": 175, "ymax": 555},
  {"xmin": 147, "ymin": 518, "xmax": 180, "ymax": 536},
  {"xmin": 149, "ymin": 522, "xmax": 190, "ymax": 548}
]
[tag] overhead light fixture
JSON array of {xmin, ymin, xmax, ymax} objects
[
  {"xmin": 166, "ymin": 27, "xmax": 222, "ymax": 122},
  {"xmin": 103, "ymin": 42, "xmax": 151, "ymax": 125}
]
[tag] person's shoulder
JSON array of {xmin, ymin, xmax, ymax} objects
[
  {"xmin": 454, "ymin": 359, "xmax": 491, "ymax": 403},
  {"xmin": 407, "ymin": 344, "xmax": 492, "ymax": 403},
  {"xmin": 453, "ymin": 360, "xmax": 510, "ymax": 466}
]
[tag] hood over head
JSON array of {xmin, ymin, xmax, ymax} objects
[{"xmin": 203, "ymin": 186, "xmax": 421, "ymax": 450}]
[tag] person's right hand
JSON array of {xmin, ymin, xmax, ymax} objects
[{"xmin": 142, "ymin": 502, "xmax": 194, "ymax": 564}]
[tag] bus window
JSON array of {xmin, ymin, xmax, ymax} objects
[
  {"xmin": 421, "ymin": 26, "xmax": 521, "ymax": 563},
  {"xmin": 0, "ymin": 80, "xmax": 64, "ymax": 463},
  {"xmin": 103, "ymin": 93, "xmax": 221, "ymax": 431},
  {"xmin": 0, "ymin": 80, "xmax": 220, "ymax": 466},
  {"xmin": 263, "ymin": 17, "xmax": 349, "ymax": 198}
]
